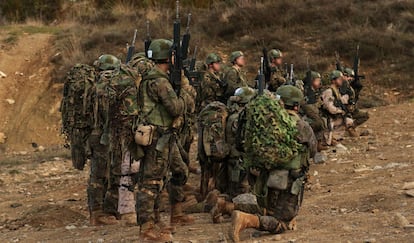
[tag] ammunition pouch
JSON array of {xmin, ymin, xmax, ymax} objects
[
  {"xmin": 266, "ymin": 170, "xmax": 289, "ymax": 190},
  {"xmin": 291, "ymin": 177, "xmax": 304, "ymax": 195},
  {"xmin": 135, "ymin": 124, "xmax": 155, "ymax": 146}
]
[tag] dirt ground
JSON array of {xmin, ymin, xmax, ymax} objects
[
  {"xmin": 0, "ymin": 28, "xmax": 414, "ymax": 243},
  {"xmin": 0, "ymin": 102, "xmax": 413, "ymax": 243}
]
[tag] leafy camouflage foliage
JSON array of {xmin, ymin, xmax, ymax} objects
[{"xmin": 243, "ymin": 95, "xmax": 303, "ymax": 170}]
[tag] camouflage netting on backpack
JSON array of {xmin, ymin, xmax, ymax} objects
[
  {"xmin": 198, "ymin": 101, "xmax": 230, "ymax": 160},
  {"xmin": 243, "ymin": 95, "xmax": 303, "ymax": 170},
  {"xmin": 61, "ymin": 64, "xmax": 95, "ymax": 135}
]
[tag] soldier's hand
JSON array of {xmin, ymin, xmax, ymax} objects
[
  {"xmin": 172, "ymin": 116, "xmax": 184, "ymax": 129},
  {"xmin": 250, "ymin": 168, "xmax": 260, "ymax": 177}
]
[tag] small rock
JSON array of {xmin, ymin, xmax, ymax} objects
[
  {"xmin": 403, "ymin": 182, "xmax": 414, "ymax": 190},
  {"xmin": 360, "ymin": 129, "xmax": 373, "ymax": 136},
  {"xmin": 272, "ymin": 235, "xmax": 282, "ymax": 241},
  {"xmin": 313, "ymin": 170, "xmax": 318, "ymax": 176},
  {"xmin": 65, "ymin": 225, "xmax": 77, "ymax": 230},
  {"xmin": 97, "ymin": 239, "xmax": 104, "ymax": 243},
  {"xmin": 406, "ymin": 144, "xmax": 412, "ymax": 148},
  {"xmin": 395, "ymin": 213, "xmax": 410, "ymax": 228},
  {"xmin": 405, "ymin": 190, "xmax": 414, "ymax": 197},
  {"xmin": 5, "ymin": 98, "xmax": 15, "ymax": 105},
  {"xmin": 10, "ymin": 203, "xmax": 22, "ymax": 208},
  {"xmin": 0, "ymin": 132, "xmax": 6, "ymax": 144},
  {"xmin": 34, "ymin": 145, "xmax": 45, "ymax": 152},
  {"xmin": 373, "ymin": 165, "xmax": 383, "ymax": 170},
  {"xmin": 367, "ymin": 146, "xmax": 377, "ymax": 151},
  {"xmin": 371, "ymin": 209, "xmax": 380, "ymax": 213},
  {"xmin": 340, "ymin": 208, "xmax": 347, "ymax": 213},
  {"xmin": 335, "ymin": 144, "xmax": 348, "ymax": 154},
  {"xmin": 354, "ymin": 167, "xmax": 372, "ymax": 173},
  {"xmin": 377, "ymin": 154, "xmax": 387, "ymax": 160},
  {"xmin": 48, "ymin": 198, "xmax": 54, "ymax": 202},
  {"xmin": 404, "ymin": 224, "xmax": 414, "ymax": 229},
  {"xmin": 0, "ymin": 71, "xmax": 7, "ymax": 78},
  {"xmin": 314, "ymin": 152, "xmax": 327, "ymax": 164},
  {"xmin": 363, "ymin": 238, "xmax": 376, "ymax": 243}
]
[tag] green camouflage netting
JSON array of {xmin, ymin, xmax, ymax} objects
[{"xmin": 243, "ymin": 95, "xmax": 303, "ymax": 170}]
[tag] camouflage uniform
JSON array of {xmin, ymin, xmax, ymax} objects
[
  {"xmin": 136, "ymin": 66, "xmax": 185, "ymax": 225},
  {"xmin": 200, "ymin": 70, "xmax": 226, "ymax": 109},
  {"xmin": 302, "ymin": 86, "xmax": 325, "ymax": 141},
  {"xmin": 340, "ymin": 80, "xmax": 369, "ymax": 127},
  {"xmin": 102, "ymin": 65, "xmax": 140, "ymax": 218},
  {"xmin": 223, "ymin": 66, "xmax": 251, "ymax": 100},
  {"xmin": 267, "ymin": 66, "xmax": 286, "ymax": 92},
  {"xmin": 254, "ymin": 110, "xmax": 316, "ymax": 233}
]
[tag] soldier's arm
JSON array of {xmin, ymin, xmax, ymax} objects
[
  {"xmin": 297, "ymin": 119, "xmax": 317, "ymax": 158},
  {"xmin": 150, "ymin": 78, "xmax": 184, "ymax": 117},
  {"xmin": 224, "ymin": 69, "xmax": 239, "ymax": 98},
  {"xmin": 322, "ymin": 89, "xmax": 344, "ymax": 115},
  {"xmin": 201, "ymin": 75, "xmax": 216, "ymax": 104}
]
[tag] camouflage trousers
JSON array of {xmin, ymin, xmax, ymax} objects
[
  {"xmin": 237, "ymin": 174, "xmax": 304, "ymax": 234},
  {"xmin": 352, "ymin": 108, "xmax": 369, "ymax": 127},
  {"xmin": 216, "ymin": 158, "xmax": 249, "ymax": 198},
  {"xmin": 104, "ymin": 140, "xmax": 138, "ymax": 217},
  {"xmin": 302, "ymin": 104, "xmax": 325, "ymax": 141},
  {"xmin": 70, "ymin": 127, "xmax": 91, "ymax": 170},
  {"xmin": 168, "ymin": 135, "xmax": 189, "ymax": 205},
  {"xmin": 87, "ymin": 132, "xmax": 109, "ymax": 212}
]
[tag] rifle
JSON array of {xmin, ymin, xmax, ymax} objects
[
  {"xmin": 352, "ymin": 45, "xmax": 364, "ymax": 102},
  {"xmin": 304, "ymin": 57, "xmax": 312, "ymax": 87},
  {"xmin": 126, "ymin": 29, "xmax": 137, "ymax": 64},
  {"xmin": 144, "ymin": 20, "xmax": 151, "ymax": 59},
  {"xmin": 258, "ymin": 57, "xmax": 265, "ymax": 95},
  {"xmin": 288, "ymin": 63, "xmax": 294, "ymax": 85},
  {"xmin": 335, "ymin": 51, "xmax": 342, "ymax": 72},
  {"xmin": 170, "ymin": 0, "xmax": 183, "ymax": 95},
  {"xmin": 262, "ymin": 48, "xmax": 271, "ymax": 84},
  {"xmin": 284, "ymin": 63, "xmax": 289, "ymax": 80},
  {"xmin": 181, "ymin": 13, "xmax": 191, "ymax": 61}
]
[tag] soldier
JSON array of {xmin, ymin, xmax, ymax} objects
[
  {"xmin": 212, "ymin": 87, "xmax": 256, "ymax": 223},
  {"xmin": 98, "ymin": 60, "xmax": 140, "ymax": 226},
  {"xmin": 302, "ymin": 71, "xmax": 328, "ymax": 151},
  {"xmin": 341, "ymin": 68, "xmax": 369, "ymax": 135},
  {"xmin": 231, "ymin": 85, "xmax": 317, "ymax": 242},
  {"xmin": 223, "ymin": 51, "xmax": 253, "ymax": 100},
  {"xmin": 87, "ymin": 55, "xmax": 119, "ymax": 226},
  {"xmin": 321, "ymin": 70, "xmax": 354, "ymax": 145},
  {"xmin": 127, "ymin": 52, "xmax": 154, "ymax": 88},
  {"xmin": 135, "ymin": 39, "xmax": 189, "ymax": 241},
  {"xmin": 267, "ymin": 49, "xmax": 286, "ymax": 92},
  {"xmin": 200, "ymin": 53, "xmax": 226, "ymax": 109}
]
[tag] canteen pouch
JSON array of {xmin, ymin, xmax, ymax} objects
[
  {"xmin": 266, "ymin": 170, "xmax": 289, "ymax": 190},
  {"xmin": 135, "ymin": 124, "xmax": 155, "ymax": 146},
  {"xmin": 291, "ymin": 177, "xmax": 304, "ymax": 195}
]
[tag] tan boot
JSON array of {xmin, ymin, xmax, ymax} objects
[
  {"xmin": 347, "ymin": 127, "xmax": 359, "ymax": 137},
  {"xmin": 317, "ymin": 142, "xmax": 329, "ymax": 151},
  {"xmin": 231, "ymin": 210, "xmax": 260, "ymax": 243},
  {"xmin": 90, "ymin": 210, "xmax": 118, "ymax": 226},
  {"xmin": 120, "ymin": 212, "xmax": 137, "ymax": 226},
  {"xmin": 211, "ymin": 197, "xmax": 235, "ymax": 223},
  {"xmin": 170, "ymin": 202, "xmax": 195, "ymax": 225},
  {"xmin": 140, "ymin": 221, "xmax": 172, "ymax": 241}
]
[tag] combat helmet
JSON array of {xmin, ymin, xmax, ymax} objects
[
  {"xmin": 311, "ymin": 71, "xmax": 321, "ymax": 80},
  {"xmin": 276, "ymin": 85, "xmax": 304, "ymax": 107},
  {"xmin": 97, "ymin": 54, "xmax": 121, "ymax": 71},
  {"xmin": 147, "ymin": 39, "xmax": 172, "ymax": 61},
  {"xmin": 230, "ymin": 51, "xmax": 244, "ymax": 63},
  {"xmin": 330, "ymin": 70, "xmax": 343, "ymax": 80},
  {"xmin": 234, "ymin": 87, "xmax": 256, "ymax": 103},
  {"xmin": 343, "ymin": 68, "xmax": 355, "ymax": 77},
  {"xmin": 268, "ymin": 49, "xmax": 283, "ymax": 59},
  {"xmin": 206, "ymin": 53, "xmax": 222, "ymax": 65}
]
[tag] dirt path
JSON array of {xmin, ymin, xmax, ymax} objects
[
  {"xmin": 0, "ymin": 32, "xmax": 63, "ymax": 152},
  {"xmin": 0, "ymin": 102, "xmax": 413, "ymax": 242}
]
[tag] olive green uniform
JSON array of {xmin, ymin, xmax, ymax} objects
[
  {"xmin": 302, "ymin": 86, "xmax": 325, "ymax": 141},
  {"xmin": 200, "ymin": 70, "xmax": 226, "ymax": 109},
  {"xmin": 136, "ymin": 66, "xmax": 185, "ymax": 225}
]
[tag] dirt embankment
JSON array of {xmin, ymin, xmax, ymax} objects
[{"xmin": 0, "ymin": 32, "xmax": 63, "ymax": 152}]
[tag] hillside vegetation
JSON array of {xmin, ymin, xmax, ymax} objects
[{"xmin": 1, "ymin": 0, "xmax": 414, "ymax": 105}]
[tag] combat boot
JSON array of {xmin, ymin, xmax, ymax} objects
[
  {"xmin": 155, "ymin": 208, "xmax": 176, "ymax": 235},
  {"xmin": 347, "ymin": 127, "xmax": 359, "ymax": 137},
  {"xmin": 211, "ymin": 197, "xmax": 235, "ymax": 223},
  {"xmin": 317, "ymin": 142, "xmax": 329, "ymax": 151},
  {"xmin": 90, "ymin": 210, "xmax": 118, "ymax": 226},
  {"xmin": 140, "ymin": 221, "xmax": 172, "ymax": 242},
  {"xmin": 120, "ymin": 212, "xmax": 137, "ymax": 226},
  {"xmin": 231, "ymin": 210, "xmax": 260, "ymax": 243},
  {"xmin": 170, "ymin": 202, "xmax": 195, "ymax": 225}
]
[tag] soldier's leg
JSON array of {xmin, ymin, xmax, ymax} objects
[
  {"xmin": 103, "ymin": 148, "xmax": 121, "ymax": 217},
  {"xmin": 352, "ymin": 108, "xmax": 369, "ymax": 127},
  {"xmin": 168, "ymin": 142, "xmax": 194, "ymax": 224}
]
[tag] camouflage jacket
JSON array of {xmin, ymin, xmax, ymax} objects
[
  {"xmin": 267, "ymin": 66, "xmax": 286, "ymax": 92},
  {"xmin": 138, "ymin": 66, "xmax": 184, "ymax": 128},
  {"xmin": 200, "ymin": 70, "xmax": 226, "ymax": 109},
  {"xmin": 224, "ymin": 66, "xmax": 249, "ymax": 100},
  {"xmin": 321, "ymin": 85, "xmax": 346, "ymax": 116}
]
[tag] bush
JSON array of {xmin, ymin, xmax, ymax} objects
[{"xmin": 0, "ymin": 0, "xmax": 63, "ymax": 23}]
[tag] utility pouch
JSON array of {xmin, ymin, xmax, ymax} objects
[
  {"xmin": 291, "ymin": 177, "xmax": 304, "ymax": 195},
  {"xmin": 266, "ymin": 170, "xmax": 289, "ymax": 190},
  {"xmin": 135, "ymin": 124, "xmax": 155, "ymax": 146}
]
